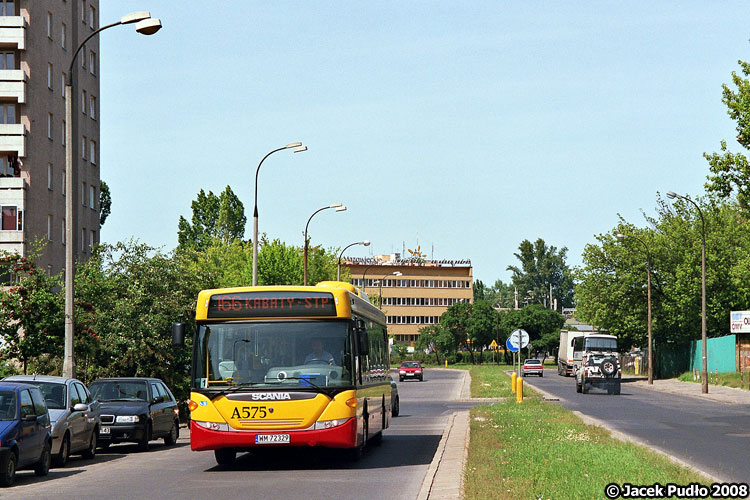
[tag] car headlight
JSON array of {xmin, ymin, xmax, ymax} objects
[
  {"xmin": 115, "ymin": 415, "xmax": 139, "ymax": 424},
  {"xmin": 399, "ymin": 370, "xmax": 406, "ymax": 374}
]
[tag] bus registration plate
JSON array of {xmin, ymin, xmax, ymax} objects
[{"xmin": 255, "ymin": 434, "xmax": 290, "ymax": 444}]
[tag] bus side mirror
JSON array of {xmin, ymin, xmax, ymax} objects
[
  {"xmin": 356, "ymin": 320, "xmax": 369, "ymax": 355},
  {"xmin": 172, "ymin": 322, "xmax": 185, "ymax": 347}
]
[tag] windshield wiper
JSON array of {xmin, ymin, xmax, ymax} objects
[{"xmin": 265, "ymin": 377, "xmax": 334, "ymax": 395}]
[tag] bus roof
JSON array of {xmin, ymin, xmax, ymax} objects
[{"xmin": 194, "ymin": 282, "xmax": 385, "ymax": 324}]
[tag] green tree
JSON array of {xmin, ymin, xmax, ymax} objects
[
  {"xmin": 0, "ymin": 252, "xmax": 64, "ymax": 374},
  {"xmin": 177, "ymin": 186, "xmax": 246, "ymax": 251},
  {"xmin": 507, "ymin": 238, "xmax": 575, "ymax": 309},
  {"xmin": 468, "ymin": 300, "xmax": 498, "ymax": 363},
  {"xmin": 99, "ymin": 180, "xmax": 111, "ymax": 226},
  {"xmin": 441, "ymin": 302, "xmax": 474, "ymax": 362},
  {"xmin": 416, "ymin": 324, "xmax": 453, "ymax": 363},
  {"xmin": 257, "ymin": 238, "xmax": 303, "ymax": 285},
  {"xmin": 704, "ymin": 57, "xmax": 750, "ymax": 213}
]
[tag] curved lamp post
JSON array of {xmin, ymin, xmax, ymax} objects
[
  {"xmin": 63, "ymin": 12, "xmax": 162, "ymax": 378},
  {"xmin": 252, "ymin": 142, "xmax": 307, "ymax": 286},
  {"xmin": 303, "ymin": 204, "xmax": 346, "ymax": 285},
  {"xmin": 336, "ymin": 240, "xmax": 370, "ymax": 281},
  {"xmin": 616, "ymin": 233, "xmax": 653, "ymax": 385},
  {"xmin": 377, "ymin": 271, "xmax": 402, "ymax": 308},
  {"xmin": 666, "ymin": 191, "xmax": 708, "ymax": 394}
]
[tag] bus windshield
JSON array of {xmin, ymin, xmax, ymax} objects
[{"xmin": 193, "ymin": 320, "xmax": 353, "ymax": 390}]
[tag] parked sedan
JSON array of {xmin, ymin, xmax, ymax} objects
[
  {"xmin": 521, "ymin": 359, "xmax": 544, "ymax": 377},
  {"xmin": 88, "ymin": 378, "xmax": 179, "ymax": 452},
  {"xmin": 4, "ymin": 375, "xmax": 100, "ymax": 466},
  {"xmin": 0, "ymin": 382, "xmax": 52, "ymax": 486},
  {"xmin": 398, "ymin": 361, "xmax": 424, "ymax": 382}
]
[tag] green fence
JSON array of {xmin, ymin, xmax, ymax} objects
[{"xmin": 689, "ymin": 334, "xmax": 736, "ymax": 373}]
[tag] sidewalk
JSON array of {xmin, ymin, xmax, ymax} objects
[{"xmin": 624, "ymin": 375, "xmax": 750, "ymax": 405}]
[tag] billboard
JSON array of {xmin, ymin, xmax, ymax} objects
[{"xmin": 730, "ymin": 311, "xmax": 750, "ymax": 334}]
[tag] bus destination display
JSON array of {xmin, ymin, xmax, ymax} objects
[{"xmin": 207, "ymin": 291, "xmax": 337, "ymax": 319}]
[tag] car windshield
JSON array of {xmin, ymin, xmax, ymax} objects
[
  {"xmin": 401, "ymin": 362, "xmax": 420, "ymax": 368},
  {"xmin": 30, "ymin": 382, "xmax": 67, "ymax": 410},
  {"xmin": 585, "ymin": 338, "xmax": 618, "ymax": 352},
  {"xmin": 525, "ymin": 360, "xmax": 541, "ymax": 365},
  {"xmin": 193, "ymin": 320, "xmax": 354, "ymax": 389},
  {"xmin": 89, "ymin": 381, "xmax": 149, "ymax": 402},
  {"xmin": 0, "ymin": 391, "xmax": 16, "ymax": 420}
]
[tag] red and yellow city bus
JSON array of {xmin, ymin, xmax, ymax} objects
[{"xmin": 172, "ymin": 281, "xmax": 391, "ymax": 465}]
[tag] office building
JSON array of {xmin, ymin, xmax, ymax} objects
[
  {"xmin": 345, "ymin": 254, "xmax": 473, "ymax": 346},
  {"xmin": 0, "ymin": 1, "xmax": 100, "ymax": 278}
]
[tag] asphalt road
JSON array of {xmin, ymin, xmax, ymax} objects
[
  {"xmin": 5, "ymin": 369, "xmax": 478, "ymax": 500},
  {"xmin": 522, "ymin": 368, "xmax": 750, "ymax": 482}
]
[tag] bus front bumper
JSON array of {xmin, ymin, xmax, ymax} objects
[{"xmin": 190, "ymin": 417, "xmax": 357, "ymax": 451}]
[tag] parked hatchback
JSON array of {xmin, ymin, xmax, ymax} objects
[
  {"xmin": 0, "ymin": 382, "xmax": 52, "ymax": 486},
  {"xmin": 4, "ymin": 375, "xmax": 100, "ymax": 466},
  {"xmin": 88, "ymin": 378, "xmax": 179, "ymax": 452},
  {"xmin": 398, "ymin": 361, "xmax": 424, "ymax": 382}
]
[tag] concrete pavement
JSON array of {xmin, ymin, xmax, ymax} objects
[{"xmin": 418, "ymin": 369, "xmax": 750, "ymax": 499}]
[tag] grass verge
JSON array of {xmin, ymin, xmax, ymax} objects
[
  {"xmin": 465, "ymin": 366, "xmax": 717, "ymax": 500},
  {"xmin": 677, "ymin": 370, "xmax": 750, "ymax": 390}
]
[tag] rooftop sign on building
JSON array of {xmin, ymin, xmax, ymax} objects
[{"xmin": 730, "ymin": 311, "xmax": 750, "ymax": 334}]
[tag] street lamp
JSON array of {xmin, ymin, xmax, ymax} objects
[
  {"xmin": 303, "ymin": 204, "xmax": 347, "ymax": 285},
  {"xmin": 616, "ymin": 232, "xmax": 653, "ymax": 385},
  {"xmin": 666, "ymin": 191, "xmax": 708, "ymax": 394},
  {"xmin": 360, "ymin": 264, "xmax": 378, "ymax": 292},
  {"xmin": 63, "ymin": 11, "xmax": 162, "ymax": 378},
  {"xmin": 336, "ymin": 240, "xmax": 370, "ymax": 281},
  {"xmin": 252, "ymin": 142, "xmax": 307, "ymax": 286},
  {"xmin": 377, "ymin": 272, "xmax": 402, "ymax": 308}
]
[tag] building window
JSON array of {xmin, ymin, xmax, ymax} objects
[
  {"xmin": 81, "ymin": 89, "xmax": 86, "ymax": 114},
  {"xmin": 81, "ymin": 136, "xmax": 86, "ymax": 160},
  {"xmin": 61, "ymin": 169, "xmax": 65, "ymax": 195},
  {"xmin": 89, "ymin": 140, "xmax": 96, "ymax": 164},
  {"xmin": 61, "ymin": 73, "xmax": 66, "ymax": 97},
  {"xmin": 47, "ymin": 215, "xmax": 52, "ymax": 241},
  {"xmin": 89, "ymin": 50, "xmax": 96, "ymax": 75},
  {"xmin": 89, "ymin": 230, "xmax": 95, "ymax": 251},
  {"xmin": 47, "ymin": 12, "xmax": 52, "ymax": 39},
  {"xmin": 89, "ymin": 95, "xmax": 96, "ymax": 119},
  {"xmin": 89, "ymin": 184, "xmax": 95, "ymax": 209},
  {"xmin": 0, "ymin": 1, "xmax": 15, "ymax": 17},
  {"xmin": 47, "ymin": 62, "xmax": 53, "ymax": 89},
  {"xmin": 81, "ymin": 182, "xmax": 86, "ymax": 206},
  {"xmin": 61, "ymin": 22, "xmax": 67, "ymax": 49},
  {"xmin": 62, "ymin": 120, "xmax": 65, "ymax": 144},
  {"xmin": 80, "ymin": 0, "xmax": 85, "ymax": 22},
  {"xmin": 0, "ymin": 103, "xmax": 16, "ymax": 124},
  {"xmin": 0, "ymin": 51, "xmax": 14, "ymax": 70},
  {"xmin": 47, "ymin": 113, "xmax": 53, "ymax": 139},
  {"xmin": 61, "ymin": 219, "xmax": 65, "ymax": 245},
  {"xmin": 81, "ymin": 227, "xmax": 86, "ymax": 252},
  {"xmin": 47, "ymin": 163, "xmax": 53, "ymax": 190},
  {"xmin": 1, "ymin": 206, "xmax": 20, "ymax": 230},
  {"xmin": 89, "ymin": 5, "xmax": 95, "ymax": 29}
]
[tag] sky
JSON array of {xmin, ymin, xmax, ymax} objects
[{"xmin": 99, "ymin": 2, "xmax": 750, "ymax": 285}]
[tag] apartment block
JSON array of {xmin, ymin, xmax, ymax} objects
[
  {"xmin": 0, "ymin": 0, "xmax": 100, "ymax": 278},
  {"xmin": 345, "ymin": 254, "xmax": 473, "ymax": 346}
]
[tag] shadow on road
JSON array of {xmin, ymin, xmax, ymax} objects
[{"xmin": 205, "ymin": 433, "xmax": 441, "ymax": 472}]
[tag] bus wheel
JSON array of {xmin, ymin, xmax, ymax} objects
[{"xmin": 214, "ymin": 448, "xmax": 237, "ymax": 466}]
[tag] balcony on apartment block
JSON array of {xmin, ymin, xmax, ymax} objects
[
  {"xmin": 0, "ymin": 69, "xmax": 24, "ymax": 103},
  {"xmin": 0, "ymin": 16, "xmax": 25, "ymax": 50},
  {"xmin": 0, "ymin": 123, "xmax": 25, "ymax": 157}
]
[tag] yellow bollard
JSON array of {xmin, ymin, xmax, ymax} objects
[
  {"xmin": 445, "ymin": 359, "xmax": 448, "ymax": 368},
  {"xmin": 511, "ymin": 372, "xmax": 517, "ymax": 393},
  {"xmin": 516, "ymin": 377, "xmax": 523, "ymax": 402}
]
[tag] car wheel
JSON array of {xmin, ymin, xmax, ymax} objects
[
  {"xmin": 0, "ymin": 451, "xmax": 16, "ymax": 487},
  {"xmin": 137, "ymin": 423, "xmax": 152, "ymax": 452},
  {"xmin": 399, "ymin": 377, "xmax": 404, "ymax": 382},
  {"xmin": 98, "ymin": 441, "xmax": 110, "ymax": 450},
  {"xmin": 53, "ymin": 433, "xmax": 70, "ymax": 467},
  {"xmin": 601, "ymin": 357, "xmax": 618, "ymax": 377},
  {"xmin": 582, "ymin": 377, "xmax": 589, "ymax": 394},
  {"xmin": 164, "ymin": 420, "xmax": 179, "ymax": 446},
  {"xmin": 613, "ymin": 382, "xmax": 621, "ymax": 395},
  {"xmin": 540, "ymin": 372, "xmax": 544, "ymax": 377},
  {"xmin": 392, "ymin": 396, "xmax": 399, "ymax": 417},
  {"xmin": 34, "ymin": 442, "xmax": 51, "ymax": 476},
  {"xmin": 214, "ymin": 448, "xmax": 236, "ymax": 466},
  {"xmin": 576, "ymin": 378, "xmax": 582, "ymax": 393},
  {"xmin": 82, "ymin": 430, "xmax": 97, "ymax": 459}
]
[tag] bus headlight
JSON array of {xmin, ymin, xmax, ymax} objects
[
  {"xmin": 194, "ymin": 420, "xmax": 229, "ymax": 432},
  {"xmin": 314, "ymin": 418, "xmax": 349, "ymax": 430}
]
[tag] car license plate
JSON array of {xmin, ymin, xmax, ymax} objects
[
  {"xmin": 100, "ymin": 426, "xmax": 111, "ymax": 435},
  {"xmin": 255, "ymin": 434, "xmax": 290, "ymax": 444},
  {"xmin": 406, "ymin": 373, "xmax": 414, "ymax": 376}
]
